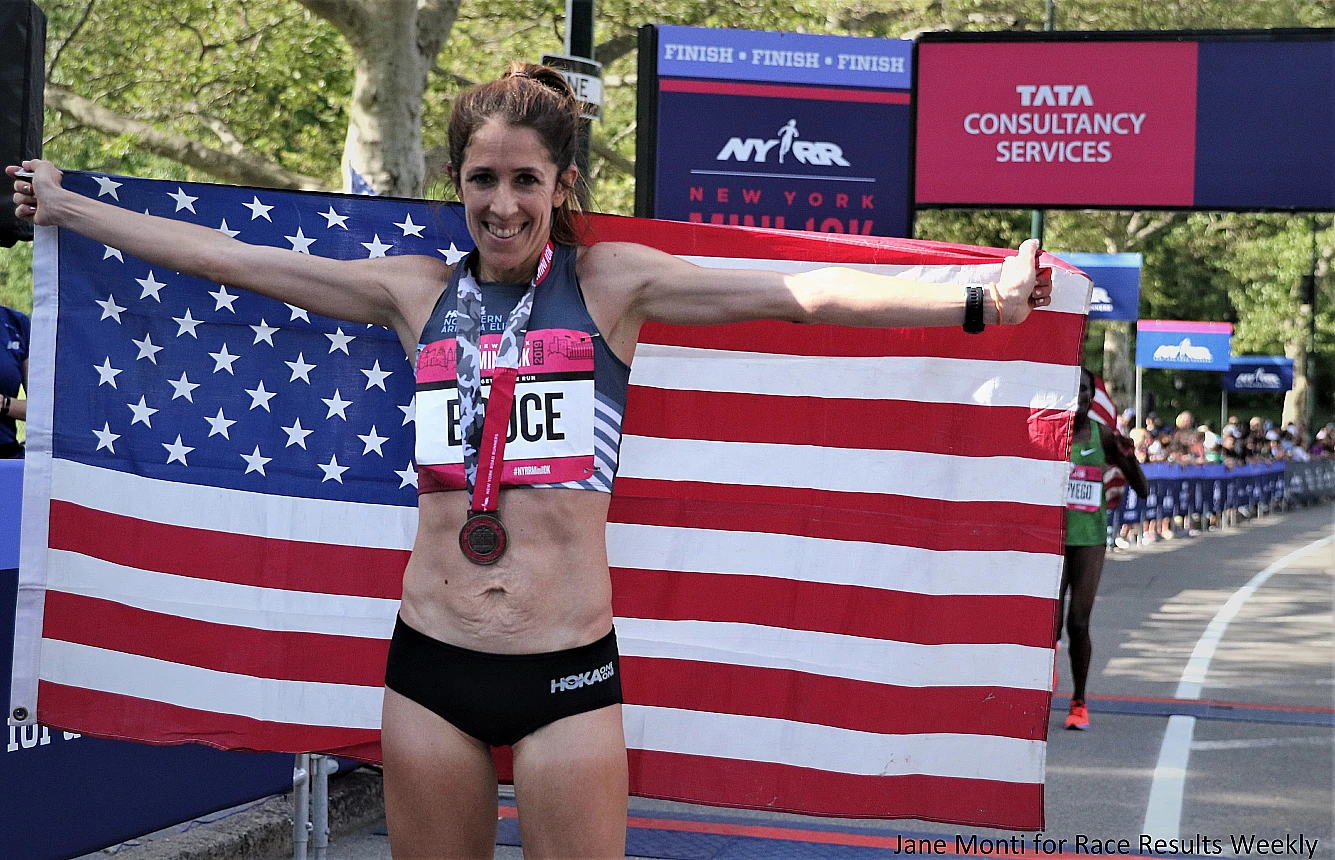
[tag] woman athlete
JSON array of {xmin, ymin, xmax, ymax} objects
[
  {"xmin": 11, "ymin": 63, "xmax": 1051, "ymax": 859},
  {"xmin": 1059, "ymin": 368, "xmax": 1148, "ymax": 730}
]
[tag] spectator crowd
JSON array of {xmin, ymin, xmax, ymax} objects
[{"xmin": 1117, "ymin": 410, "xmax": 1335, "ymax": 467}]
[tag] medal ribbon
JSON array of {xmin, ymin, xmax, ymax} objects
[{"xmin": 455, "ymin": 242, "xmax": 554, "ymax": 512}]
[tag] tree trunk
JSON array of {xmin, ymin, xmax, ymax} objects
[{"xmin": 1102, "ymin": 322, "xmax": 1134, "ymax": 413}]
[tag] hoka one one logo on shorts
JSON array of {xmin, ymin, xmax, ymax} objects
[{"xmin": 551, "ymin": 661, "xmax": 615, "ymax": 693}]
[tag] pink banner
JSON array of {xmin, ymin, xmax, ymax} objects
[{"xmin": 915, "ymin": 41, "xmax": 1199, "ymax": 207}]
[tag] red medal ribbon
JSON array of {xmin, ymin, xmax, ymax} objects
[{"xmin": 471, "ymin": 366, "xmax": 517, "ymax": 515}]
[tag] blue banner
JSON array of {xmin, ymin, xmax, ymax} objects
[
  {"xmin": 650, "ymin": 26, "xmax": 913, "ymax": 238},
  {"xmin": 1224, "ymin": 356, "xmax": 1294, "ymax": 393},
  {"xmin": 657, "ymin": 25, "xmax": 912, "ymax": 89},
  {"xmin": 1, "ymin": 460, "xmax": 294, "ymax": 859},
  {"xmin": 1113, "ymin": 462, "xmax": 1286, "ymax": 526},
  {"xmin": 1135, "ymin": 321, "xmax": 1232, "ymax": 371},
  {"xmin": 1057, "ymin": 252, "xmax": 1142, "ymax": 321}
]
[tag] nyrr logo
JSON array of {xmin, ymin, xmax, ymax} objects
[
  {"xmin": 1235, "ymin": 369, "xmax": 1282, "ymax": 389},
  {"xmin": 1152, "ymin": 338, "xmax": 1214, "ymax": 363},
  {"xmin": 716, "ymin": 119, "xmax": 851, "ymax": 167},
  {"xmin": 551, "ymin": 661, "xmax": 616, "ymax": 693},
  {"xmin": 1090, "ymin": 286, "xmax": 1114, "ymax": 313}
]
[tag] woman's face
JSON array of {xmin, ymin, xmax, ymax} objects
[
  {"xmin": 1077, "ymin": 373, "xmax": 1093, "ymax": 416},
  {"xmin": 454, "ymin": 118, "xmax": 575, "ymax": 283}
]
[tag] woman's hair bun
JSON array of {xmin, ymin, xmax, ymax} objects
[{"xmin": 502, "ymin": 61, "xmax": 576, "ymax": 102}]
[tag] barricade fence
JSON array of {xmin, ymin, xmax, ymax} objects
[{"xmin": 1109, "ymin": 461, "xmax": 1335, "ymax": 543}]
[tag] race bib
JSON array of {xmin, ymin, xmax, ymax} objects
[{"xmin": 1066, "ymin": 464, "xmax": 1102, "ymax": 512}]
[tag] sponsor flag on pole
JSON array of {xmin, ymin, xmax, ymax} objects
[{"xmin": 12, "ymin": 174, "xmax": 1089, "ymax": 828}]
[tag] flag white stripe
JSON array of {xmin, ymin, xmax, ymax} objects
[
  {"xmin": 39, "ymin": 638, "xmax": 385, "ymax": 729},
  {"xmin": 629, "ymin": 346, "xmax": 1079, "ymax": 409},
  {"xmin": 607, "ymin": 523, "xmax": 1061, "ymax": 597},
  {"xmin": 681, "ymin": 256, "xmax": 1090, "ymax": 317},
  {"xmin": 619, "ymin": 436, "xmax": 1068, "ymax": 505},
  {"xmin": 616, "ymin": 618, "xmax": 1050, "ymax": 690},
  {"xmin": 47, "ymin": 549, "xmax": 399, "ymax": 637},
  {"xmin": 51, "ymin": 459, "xmax": 417, "ymax": 549},
  {"xmin": 624, "ymin": 705, "xmax": 1046, "ymax": 783}
]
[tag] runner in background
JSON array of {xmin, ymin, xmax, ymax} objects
[{"xmin": 1060, "ymin": 368, "xmax": 1148, "ymax": 730}]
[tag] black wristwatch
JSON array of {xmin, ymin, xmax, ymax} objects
[{"xmin": 963, "ymin": 284, "xmax": 985, "ymax": 335}]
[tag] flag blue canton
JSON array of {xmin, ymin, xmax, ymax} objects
[{"xmin": 52, "ymin": 172, "xmax": 474, "ymax": 506}]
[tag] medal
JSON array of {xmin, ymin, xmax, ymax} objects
[
  {"xmin": 453, "ymin": 243, "xmax": 554, "ymax": 565},
  {"xmin": 459, "ymin": 512, "xmax": 507, "ymax": 565}
]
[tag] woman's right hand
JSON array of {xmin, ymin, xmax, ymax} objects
[{"xmin": 7, "ymin": 160, "xmax": 65, "ymax": 227}]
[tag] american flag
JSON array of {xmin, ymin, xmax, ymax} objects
[{"xmin": 12, "ymin": 173, "xmax": 1089, "ymax": 829}]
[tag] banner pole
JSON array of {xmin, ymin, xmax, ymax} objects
[
  {"xmin": 1136, "ymin": 365, "xmax": 1143, "ymax": 430},
  {"xmin": 1221, "ymin": 389, "xmax": 1227, "ymax": 433},
  {"xmin": 1028, "ymin": 0, "xmax": 1055, "ymax": 245}
]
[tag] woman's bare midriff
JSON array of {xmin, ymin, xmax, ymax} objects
[{"xmin": 398, "ymin": 487, "xmax": 615, "ymax": 654}]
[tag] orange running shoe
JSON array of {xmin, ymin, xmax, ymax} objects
[{"xmin": 1065, "ymin": 699, "xmax": 1090, "ymax": 730}]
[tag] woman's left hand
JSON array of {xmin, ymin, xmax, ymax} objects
[{"xmin": 994, "ymin": 238, "xmax": 1053, "ymax": 325}]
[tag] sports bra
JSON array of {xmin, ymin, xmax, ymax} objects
[{"xmin": 414, "ymin": 244, "xmax": 630, "ymax": 495}]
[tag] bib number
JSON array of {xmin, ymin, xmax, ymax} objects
[{"xmin": 1067, "ymin": 464, "xmax": 1102, "ymax": 512}]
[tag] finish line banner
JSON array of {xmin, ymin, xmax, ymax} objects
[
  {"xmin": 1055, "ymin": 252, "xmax": 1141, "ymax": 321},
  {"xmin": 1136, "ymin": 321, "xmax": 1232, "ymax": 371},
  {"xmin": 914, "ymin": 29, "xmax": 1334, "ymax": 211},
  {"xmin": 635, "ymin": 25, "xmax": 914, "ymax": 237}
]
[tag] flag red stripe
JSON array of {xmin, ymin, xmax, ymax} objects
[
  {"xmin": 625, "ymin": 389, "xmax": 1068, "ymax": 460},
  {"xmin": 48, "ymin": 501, "xmax": 408, "ymax": 599},
  {"xmin": 37, "ymin": 681, "xmax": 382, "ymax": 760},
  {"xmin": 41, "ymin": 591, "xmax": 389, "ymax": 686},
  {"xmin": 621, "ymin": 657, "xmax": 1050, "ymax": 740},
  {"xmin": 626, "ymin": 750, "xmax": 1043, "ymax": 829},
  {"xmin": 612, "ymin": 571, "xmax": 1055, "ymax": 648},
  {"xmin": 639, "ymin": 314, "xmax": 1082, "ymax": 364},
  {"xmin": 610, "ymin": 480, "xmax": 1063, "ymax": 554}
]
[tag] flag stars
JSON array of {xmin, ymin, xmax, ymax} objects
[
  {"xmin": 358, "ymin": 425, "xmax": 388, "ymax": 456},
  {"xmin": 244, "ymin": 196, "xmax": 274, "ymax": 221},
  {"xmin": 318, "ymin": 454, "xmax": 349, "ymax": 483},
  {"xmin": 128, "ymin": 395, "xmax": 159, "ymax": 427},
  {"xmin": 285, "ymin": 352, "xmax": 316, "ymax": 383},
  {"xmin": 217, "ymin": 219, "xmax": 240, "ymax": 238},
  {"xmin": 360, "ymin": 360, "xmax": 391, "ymax": 390},
  {"xmin": 286, "ymin": 304, "xmax": 311, "ymax": 323},
  {"xmin": 167, "ymin": 187, "xmax": 199, "ymax": 213},
  {"xmin": 394, "ymin": 213, "xmax": 425, "ymax": 237},
  {"xmin": 245, "ymin": 381, "xmax": 277, "ymax": 411},
  {"xmin": 92, "ymin": 176, "xmax": 122, "ymax": 199},
  {"xmin": 438, "ymin": 243, "xmax": 467, "ymax": 265},
  {"xmin": 325, "ymin": 328, "xmax": 355, "ymax": 354},
  {"xmin": 282, "ymin": 417, "xmax": 314, "ymax": 449},
  {"xmin": 320, "ymin": 206, "xmax": 350, "ymax": 229},
  {"xmin": 322, "ymin": 389, "xmax": 352, "ymax": 420},
  {"xmin": 398, "ymin": 395, "xmax": 415, "ymax": 425},
  {"xmin": 103, "ymin": 246, "xmax": 124, "ymax": 262},
  {"xmin": 173, "ymin": 308, "xmax": 204, "ymax": 338},
  {"xmin": 135, "ymin": 271, "xmax": 167, "ymax": 302},
  {"xmin": 94, "ymin": 357, "xmax": 123, "ymax": 387},
  {"xmin": 250, "ymin": 319, "xmax": 279, "ymax": 346},
  {"xmin": 240, "ymin": 445, "xmax": 272, "ymax": 476},
  {"xmin": 286, "ymin": 227, "xmax": 316, "ymax": 254},
  {"xmin": 96, "ymin": 294, "xmax": 126, "ymax": 323},
  {"xmin": 163, "ymin": 435, "xmax": 195, "ymax": 465},
  {"xmin": 395, "ymin": 462, "xmax": 419, "ymax": 489},
  {"xmin": 132, "ymin": 332, "xmax": 164, "ymax": 364},
  {"xmin": 209, "ymin": 343, "xmax": 241, "ymax": 374},
  {"xmin": 167, "ymin": 371, "xmax": 200, "ymax": 402},
  {"xmin": 361, "ymin": 234, "xmax": 393, "ymax": 258},
  {"xmin": 209, "ymin": 285, "xmax": 239, "ymax": 313},
  {"xmin": 92, "ymin": 422, "xmax": 120, "ymax": 453},
  {"xmin": 205, "ymin": 408, "xmax": 236, "ymax": 439}
]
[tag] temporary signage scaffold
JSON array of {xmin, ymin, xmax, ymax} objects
[
  {"xmin": 1056, "ymin": 252, "xmax": 1141, "ymax": 321},
  {"xmin": 1134, "ymin": 320, "xmax": 1233, "ymax": 430},
  {"xmin": 913, "ymin": 29, "xmax": 1334, "ymax": 212},
  {"xmin": 635, "ymin": 24, "xmax": 914, "ymax": 238}
]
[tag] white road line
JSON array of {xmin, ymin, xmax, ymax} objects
[{"xmin": 1141, "ymin": 532, "xmax": 1335, "ymax": 839}]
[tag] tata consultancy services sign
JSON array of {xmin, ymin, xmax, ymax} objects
[
  {"xmin": 636, "ymin": 25, "xmax": 913, "ymax": 237},
  {"xmin": 1136, "ymin": 321, "xmax": 1232, "ymax": 371},
  {"xmin": 913, "ymin": 31, "xmax": 1334, "ymax": 211}
]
